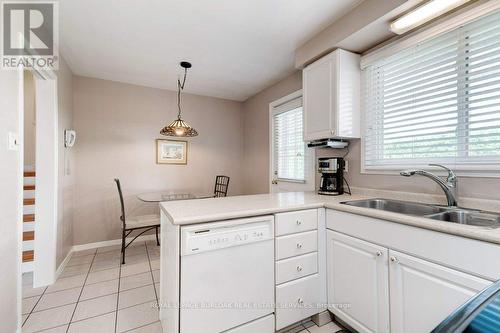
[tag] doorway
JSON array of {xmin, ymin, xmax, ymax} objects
[
  {"xmin": 269, "ymin": 90, "xmax": 315, "ymax": 193},
  {"xmin": 21, "ymin": 69, "xmax": 59, "ymax": 292}
]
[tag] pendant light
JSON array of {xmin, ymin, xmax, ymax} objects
[{"xmin": 160, "ymin": 61, "xmax": 199, "ymax": 137}]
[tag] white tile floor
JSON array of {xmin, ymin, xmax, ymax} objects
[
  {"xmin": 22, "ymin": 241, "xmax": 346, "ymax": 333},
  {"xmin": 279, "ymin": 320, "xmax": 346, "ymax": 333}
]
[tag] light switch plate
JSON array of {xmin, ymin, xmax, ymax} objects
[{"xmin": 8, "ymin": 132, "xmax": 20, "ymax": 151}]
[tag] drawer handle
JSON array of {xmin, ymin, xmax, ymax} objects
[
  {"xmin": 376, "ymin": 251, "xmax": 382, "ymax": 257},
  {"xmin": 390, "ymin": 256, "xmax": 399, "ymax": 264},
  {"xmin": 297, "ymin": 298, "xmax": 304, "ymax": 306},
  {"xmin": 296, "ymin": 243, "xmax": 303, "ymax": 249},
  {"xmin": 296, "ymin": 220, "xmax": 302, "ymax": 226},
  {"xmin": 296, "ymin": 265, "xmax": 303, "ymax": 272}
]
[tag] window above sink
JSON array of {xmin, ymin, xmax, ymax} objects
[{"xmin": 360, "ymin": 9, "xmax": 500, "ymax": 177}]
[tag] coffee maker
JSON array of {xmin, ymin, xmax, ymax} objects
[{"xmin": 318, "ymin": 157, "xmax": 345, "ymax": 195}]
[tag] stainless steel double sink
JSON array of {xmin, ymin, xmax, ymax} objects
[{"xmin": 341, "ymin": 198, "xmax": 500, "ymax": 229}]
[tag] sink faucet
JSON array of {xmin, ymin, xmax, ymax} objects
[{"xmin": 400, "ymin": 164, "xmax": 458, "ymax": 207}]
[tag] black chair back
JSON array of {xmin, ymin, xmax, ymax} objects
[
  {"xmin": 114, "ymin": 178, "xmax": 126, "ymax": 228},
  {"xmin": 214, "ymin": 175, "xmax": 230, "ymax": 197}
]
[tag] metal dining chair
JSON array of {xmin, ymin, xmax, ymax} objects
[
  {"xmin": 214, "ymin": 175, "xmax": 230, "ymax": 197},
  {"xmin": 114, "ymin": 179, "xmax": 160, "ymax": 264}
]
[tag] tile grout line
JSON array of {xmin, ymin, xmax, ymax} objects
[
  {"xmin": 114, "ymin": 243, "xmax": 125, "ymax": 333},
  {"xmin": 30, "ymin": 282, "xmax": 156, "ymax": 315},
  {"xmin": 65, "ymin": 248, "xmax": 98, "ymax": 333},
  {"xmin": 23, "ymin": 284, "xmax": 48, "ymax": 327},
  {"xmin": 121, "ymin": 320, "xmax": 160, "ymax": 333},
  {"xmin": 144, "ymin": 241, "xmax": 159, "ymax": 303}
]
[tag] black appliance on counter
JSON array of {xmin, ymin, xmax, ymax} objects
[{"xmin": 318, "ymin": 157, "xmax": 345, "ymax": 195}]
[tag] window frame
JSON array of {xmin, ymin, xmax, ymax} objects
[
  {"xmin": 360, "ymin": 5, "xmax": 500, "ymax": 178},
  {"xmin": 271, "ymin": 92, "xmax": 306, "ymax": 183}
]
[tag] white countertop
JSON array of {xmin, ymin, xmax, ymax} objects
[{"xmin": 160, "ymin": 191, "xmax": 500, "ymax": 245}]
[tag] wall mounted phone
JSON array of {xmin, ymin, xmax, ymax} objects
[{"xmin": 64, "ymin": 130, "xmax": 76, "ymax": 147}]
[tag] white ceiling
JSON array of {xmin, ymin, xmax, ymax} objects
[{"xmin": 60, "ymin": 0, "xmax": 363, "ymax": 101}]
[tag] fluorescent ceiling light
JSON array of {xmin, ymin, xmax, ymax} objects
[{"xmin": 390, "ymin": 0, "xmax": 471, "ymax": 35}]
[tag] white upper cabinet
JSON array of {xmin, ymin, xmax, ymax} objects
[{"xmin": 303, "ymin": 49, "xmax": 360, "ymax": 141}]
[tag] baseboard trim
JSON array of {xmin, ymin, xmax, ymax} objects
[
  {"xmin": 72, "ymin": 234, "xmax": 157, "ymax": 252},
  {"xmin": 55, "ymin": 250, "xmax": 73, "ymax": 280}
]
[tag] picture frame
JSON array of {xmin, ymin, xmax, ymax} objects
[{"xmin": 156, "ymin": 139, "xmax": 188, "ymax": 165}]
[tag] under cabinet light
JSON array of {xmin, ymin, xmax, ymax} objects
[{"xmin": 390, "ymin": 0, "xmax": 471, "ymax": 35}]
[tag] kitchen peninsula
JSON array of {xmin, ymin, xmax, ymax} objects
[{"xmin": 159, "ymin": 191, "xmax": 500, "ymax": 333}]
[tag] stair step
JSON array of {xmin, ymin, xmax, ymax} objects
[
  {"xmin": 23, "ymin": 250, "xmax": 34, "ymax": 262},
  {"xmin": 24, "ymin": 198, "xmax": 35, "ymax": 205},
  {"xmin": 23, "ymin": 214, "xmax": 35, "ymax": 222},
  {"xmin": 24, "ymin": 171, "xmax": 36, "ymax": 177},
  {"xmin": 23, "ymin": 231, "xmax": 35, "ymax": 241},
  {"xmin": 24, "ymin": 185, "xmax": 35, "ymax": 191}
]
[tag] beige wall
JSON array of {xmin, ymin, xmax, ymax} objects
[
  {"xmin": 242, "ymin": 71, "xmax": 303, "ymax": 194},
  {"xmin": 242, "ymin": 70, "xmax": 500, "ymax": 201},
  {"xmin": 56, "ymin": 57, "xmax": 75, "ymax": 266},
  {"xmin": 72, "ymin": 76, "xmax": 244, "ymax": 245},
  {"xmin": 24, "ymin": 71, "xmax": 36, "ymax": 166},
  {"xmin": 0, "ymin": 70, "xmax": 22, "ymax": 332}
]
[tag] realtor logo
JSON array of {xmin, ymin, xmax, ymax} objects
[{"xmin": 1, "ymin": 1, "xmax": 58, "ymax": 70}]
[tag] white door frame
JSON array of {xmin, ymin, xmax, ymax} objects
[
  {"xmin": 32, "ymin": 71, "xmax": 59, "ymax": 287},
  {"xmin": 269, "ymin": 90, "xmax": 315, "ymax": 193},
  {"xmin": 19, "ymin": 65, "xmax": 58, "ymax": 288}
]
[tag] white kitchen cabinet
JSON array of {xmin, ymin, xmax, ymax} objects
[
  {"xmin": 389, "ymin": 250, "xmax": 491, "ymax": 333},
  {"xmin": 274, "ymin": 209, "xmax": 326, "ymax": 330},
  {"xmin": 275, "ymin": 274, "xmax": 322, "ymax": 330},
  {"xmin": 303, "ymin": 49, "xmax": 360, "ymax": 141},
  {"xmin": 276, "ymin": 252, "xmax": 318, "ymax": 285},
  {"xmin": 275, "ymin": 209, "xmax": 318, "ymax": 236},
  {"xmin": 275, "ymin": 230, "xmax": 318, "ymax": 260},
  {"xmin": 327, "ymin": 231, "xmax": 390, "ymax": 333}
]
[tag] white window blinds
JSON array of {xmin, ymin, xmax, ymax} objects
[
  {"xmin": 273, "ymin": 98, "xmax": 305, "ymax": 181},
  {"xmin": 362, "ymin": 10, "xmax": 500, "ymax": 170}
]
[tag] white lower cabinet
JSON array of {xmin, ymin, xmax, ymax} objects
[
  {"xmin": 274, "ymin": 209, "xmax": 325, "ymax": 330},
  {"xmin": 225, "ymin": 314, "xmax": 275, "ymax": 333},
  {"xmin": 327, "ymin": 231, "xmax": 390, "ymax": 333},
  {"xmin": 275, "ymin": 274, "xmax": 321, "ymax": 330},
  {"xmin": 388, "ymin": 250, "xmax": 491, "ymax": 333},
  {"xmin": 276, "ymin": 252, "xmax": 318, "ymax": 285},
  {"xmin": 326, "ymin": 229, "xmax": 493, "ymax": 333}
]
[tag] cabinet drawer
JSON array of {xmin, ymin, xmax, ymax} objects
[
  {"xmin": 276, "ymin": 231, "xmax": 318, "ymax": 260},
  {"xmin": 276, "ymin": 274, "xmax": 322, "ymax": 330},
  {"xmin": 276, "ymin": 252, "xmax": 318, "ymax": 285},
  {"xmin": 275, "ymin": 209, "xmax": 318, "ymax": 236}
]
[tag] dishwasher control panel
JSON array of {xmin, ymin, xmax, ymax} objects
[{"xmin": 181, "ymin": 218, "xmax": 274, "ymax": 255}]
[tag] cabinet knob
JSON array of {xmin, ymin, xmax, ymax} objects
[
  {"xmin": 296, "ymin": 243, "xmax": 303, "ymax": 249},
  {"xmin": 296, "ymin": 220, "xmax": 302, "ymax": 226},
  {"xmin": 376, "ymin": 251, "xmax": 382, "ymax": 257},
  {"xmin": 296, "ymin": 265, "xmax": 303, "ymax": 272},
  {"xmin": 297, "ymin": 298, "xmax": 304, "ymax": 306},
  {"xmin": 390, "ymin": 256, "xmax": 399, "ymax": 263}
]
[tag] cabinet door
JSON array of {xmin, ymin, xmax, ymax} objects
[
  {"xmin": 389, "ymin": 250, "xmax": 492, "ymax": 333},
  {"xmin": 327, "ymin": 231, "xmax": 390, "ymax": 333},
  {"xmin": 303, "ymin": 53, "xmax": 335, "ymax": 141}
]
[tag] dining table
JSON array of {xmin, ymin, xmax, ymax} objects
[{"xmin": 136, "ymin": 191, "xmax": 213, "ymax": 203}]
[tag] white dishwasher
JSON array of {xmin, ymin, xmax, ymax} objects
[{"xmin": 180, "ymin": 216, "xmax": 275, "ymax": 333}]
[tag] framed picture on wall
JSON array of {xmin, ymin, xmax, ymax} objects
[{"xmin": 156, "ymin": 139, "xmax": 188, "ymax": 165}]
